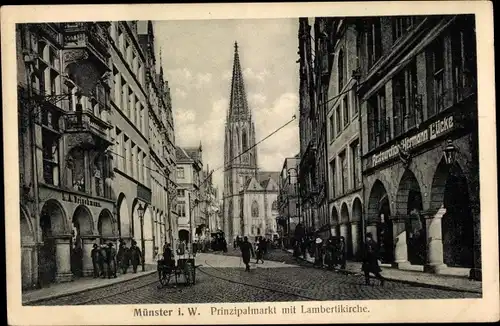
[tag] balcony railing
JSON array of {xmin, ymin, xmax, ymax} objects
[
  {"xmin": 62, "ymin": 23, "xmax": 109, "ymax": 65},
  {"xmin": 64, "ymin": 110, "xmax": 110, "ymax": 139}
]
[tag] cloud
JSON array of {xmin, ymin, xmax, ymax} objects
[
  {"xmin": 194, "ymin": 72, "xmax": 213, "ymax": 89},
  {"xmin": 174, "ymin": 88, "xmax": 187, "ymax": 99},
  {"xmin": 166, "ymin": 68, "xmax": 193, "ymax": 83},
  {"xmin": 248, "ymin": 93, "xmax": 267, "ymax": 106},
  {"xmin": 174, "ymin": 108, "xmax": 196, "ymax": 125},
  {"xmin": 243, "ymin": 68, "xmax": 270, "ymax": 83},
  {"xmin": 253, "ymin": 93, "xmax": 300, "ymax": 171},
  {"xmin": 222, "ymin": 70, "xmax": 232, "ymax": 81}
]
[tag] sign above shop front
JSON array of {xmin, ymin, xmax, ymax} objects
[
  {"xmin": 368, "ymin": 113, "xmax": 457, "ymax": 170},
  {"xmin": 137, "ymin": 183, "xmax": 152, "ymax": 203},
  {"xmin": 62, "ymin": 192, "xmax": 102, "ymax": 207}
]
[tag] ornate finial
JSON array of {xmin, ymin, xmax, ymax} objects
[{"xmin": 234, "ymin": 41, "xmax": 238, "ymax": 52}]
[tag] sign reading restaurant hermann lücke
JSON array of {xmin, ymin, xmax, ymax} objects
[{"xmin": 367, "ymin": 112, "xmax": 458, "ymax": 170}]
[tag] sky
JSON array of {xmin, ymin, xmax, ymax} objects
[{"xmin": 154, "ymin": 19, "xmax": 300, "ymax": 198}]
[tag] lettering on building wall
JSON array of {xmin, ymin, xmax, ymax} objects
[
  {"xmin": 369, "ymin": 115, "xmax": 455, "ymax": 169},
  {"xmin": 62, "ymin": 192, "xmax": 102, "ymax": 207}
]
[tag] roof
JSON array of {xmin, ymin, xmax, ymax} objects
[
  {"xmin": 175, "ymin": 146, "xmax": 191, "ymax": 162},
  {"xmin": 257, "ymin": 171, "xmax": 280, "ymax": 188}
]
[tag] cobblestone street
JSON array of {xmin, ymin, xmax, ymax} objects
[{"xmin": 27, "ymin": 249, "xmax": 480, "ymax": 306}]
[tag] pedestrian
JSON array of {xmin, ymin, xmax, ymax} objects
[
  {"xmin": 90, "ymin": 243, "xmax": 101, "ymax": 278},
  {"xmin": 106, "ymin": 242, "xmax": 117, "ymax": 278},
  {"xmin": 130, "ymin": 240, "xmax": 142, "ymax": 273},
  {"xmin": 361, "ymin": 233, "xmax": 385, "ymax": 286},
  {"xmin": 314, "ymin": 234, "xmax": 323, "ymax": 267},
  {"xmin": 222, "ymin": 238, "xmax": 228, "ymax": 252},
  {"xmin": 98, "ymin": 244, "xmax": 107, "ymax": 278},
  {"xmin": 256, "ymin": 237, "xmax": 266, "ymax": 264},
  {"xmin": 239, "ymin": 236, "xmax": 254, "ymax": 272}
]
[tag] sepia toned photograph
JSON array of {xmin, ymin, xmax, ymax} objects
[{"xmin": 3, "ymin": 2, "xmax": 498, "ymax": 325}]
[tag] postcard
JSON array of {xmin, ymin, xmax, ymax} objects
[{"xmin": 2, "ymin": 1, "xmax": 498, "ymax": 325}]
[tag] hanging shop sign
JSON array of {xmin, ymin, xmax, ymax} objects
[
  {"xmin": 367, "ymin": 113, "xmax": 457, "ymax": 170},
  {"xmin": 62, "ymin": 192, "xmax": 102, "ymax": 207}
]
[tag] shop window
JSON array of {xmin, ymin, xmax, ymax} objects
[
  {"xmin": 42, "ymin": 134, "xmax": 59, "ymax": 186},
  {"xmin": 367, "ymin": 88, "xmax": 386, "ymax": 151},
  {"xmin": 93, "ymin": 156, "xmax": 104, "ymax": 197},
  {"xmin": 67, "ymin": 147, "xmax": 86, "ymax": 192},
  {"xmin": 350, "ymin": 140, "xmax": 360, "ymax": 188},
  {"xmin": 251, "ymin": 201, "xmax": 259, "ymax": 218},
  {"xmin": 393, "ymin": 59, "xmax": 418, "ymax": 137},
  {"xmin": 339, "ymin": 151, "xmax": 347, "ymax": 194},
  {"xmin": 343, "ymin": 96, "xmax": 349, "ymax": 128},
  {"xmin": 429, "ymin": 37, "xmax": 446, "ymax": 116},
  {"xmin": 367, "ymin": 18, "xmax": 382, "ymax": 68},
  {"xmin": 451, "ymin": 17, "xmax": 476, "ymax": 102}
]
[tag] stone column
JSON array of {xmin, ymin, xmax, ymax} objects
[
  {"xmin": 469, "ymin": 212, "xmax": 482, "ymax": 280},
  {"xmin": 351, "ymin": 222, "xmax": 361, "ymax": 260},
  {"xmin": 21, "ymin": 243, "xmax": 34, "ymax": 289},
  {"xmin": 424, "ymin": 210, "xmax": 447, "ymax": 273},
  {"xmin": 331, "ymin": 225, "xmax": 338, "ymax": 237},
  {"xmin": 340, "ymin": 224, "xmax": 349, "ymax": 241},
  {"xmin": 392, "ymin": 218, "xmax": 410, "ymax": 269},
  {"xmin": 81, "ymin": 236, "xmax": 99, "ymax": 277},
  {"xmin": 54, "ymin": 236, "xmax": 73, "ymax": 283}
]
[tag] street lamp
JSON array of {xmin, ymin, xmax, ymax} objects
[
  {"xmin": 443, "ymin": 139, "xmax": 457, "ymax": 165},
  {"xmin": 137, "ymin": 203, "xmax": 146, "ymax": 272}
]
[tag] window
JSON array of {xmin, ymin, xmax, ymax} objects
[
  {"xmin": 177, "ymin": 189, "xmax": 185, "ymax": 197},
  {"xmin": 429, "ymin": 37, "xmax": 445, "ymax": 116},
  {"xmin": 339, "ymin": 151, "xmax": 347, "ymax": 194},
  {"xmin": 330, "ymin": 159, "xmax": 336, "ymax": 197},
  {"xmin": 42, "ymin": 133, "xmax": 59, "ymax": 186},
  {"xmin": 121, "ymin": 80, "xmax": 128, "ymax": 114},
  {"xmin": 338, "ymin": 49, "xmax": 345, "ymax": 91},
  {"xmin": 335, "ymin": 106, "xmax": 341, "ymax": 135},
  {"xmin": 177, "ymin": 167, "xmax": 185, "ymax": 179},
  {"xmin": 392, "ymin": 16, "xmax": 415, "ymax": 41},
  {"xmin": 251, "ymin": 201, "xmax": 259, "ymax": 218},
  {"xmin": 115, "ymin": 128, "xmax": 123, "ymax": 170},
  {"xmin": 271, "ymin": 201, "xmax": 278, "ymax": 211},
  {"xmin": 367, "ymin": 19, "xmax": 382, "ymax": 68},
  {"xmin": 123, "ymin": 135, "xmax": 130, "ymax": 174},
  {"xmin": 242, "ymin": 130, "xmax": 248, "ymax": 151},
  {"xmin": 350, "ymin": 140, "xmax": 360, "ymax": 188},
  {"xmin": 131, "ymin": 142, "xmax": 136, "ymax": 178},
  {"xmin": 177, "ymin": 203, "xmax": 186, "ymax": 217},
  {"xmin": 343, "ymin": 96, "xmax": 349, "ymax": 128},
  {"xmin": 329, "ymin": 114, "xmax": 334, "ymax": 141},
  {"xmin": 367, "ymin": 89, "xmax": 386, "ymax": 150},
  {"xmin": 451, "ymin": 18, "xmax": 476, "ymax": 102},
  {"xmin": 392, "ymin": 60, "xmax": 417, "ymax": 137}
]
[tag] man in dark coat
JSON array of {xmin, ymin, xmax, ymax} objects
[
  {"xmin": 106, "ymin": 242, "xmax": 117, "ymax": 278},
  {"xmin": 90, "ymin": 243, "xmax": 101, "ymax": 278},
  {"xmin": 163, "ymin": 243, "xmax": 174, "ymax": 266},
  {"xmin": 239, "ymin": 236, "xmax": 254, "ymax": 272},
  {"xmin": 98, "ymin": 244, "xmax": 107, "ymax": 278},
  {"xmin": 256, "ymin": 237, "xmax": 266, "ymax": 264},
  {"xmin": 118, "ymin": 242, "xmax": 130, "ymax": 274},
  {"xmin": 362, "ymin": 233, "xmax": 385, "ymax": 286},
  {"xmin": 130, "ymin": 240, "xmax": 142, "ymax": 273}
]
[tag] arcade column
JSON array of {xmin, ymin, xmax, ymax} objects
[
  {"xmin": 54, "ymin": 235, "xmax": 73, "ymax": 283},
  {"xmin": 350, "ymin": 222, "xmax": 361, "ymax": 260},
  {"xmin": 81, "ymin": 235, "xmax": 99, "ymax": 277},
  {"xmin": 392, "ymin": 217, "xmax": 410, "ymax": 269},
  {"xmin": 423, "ymin": 209, "xmax": 447, "ymax": 273}
]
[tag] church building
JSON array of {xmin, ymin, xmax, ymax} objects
[{"xmin": 222, "ymin": 42, "xmax": 280, "ymax": 242}]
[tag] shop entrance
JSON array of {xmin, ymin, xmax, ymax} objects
[
  {"xmin": 442, "ymin": 165, "xmax": 474, "ymax": 268},
  {"xmin": 39, "ymin": 200, "xmax": 66, "ymax": 286},
  {"xmin": 378, "ymin": 196, "xmax": 394, "ymax": 264},
  {"xmin": 71, "ymin": 205, "xmax": 93, "ymax": 277}
]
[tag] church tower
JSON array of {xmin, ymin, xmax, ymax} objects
[{"xmin": 223, "ymin": 42, "xmax": 258, "ymax": 241}]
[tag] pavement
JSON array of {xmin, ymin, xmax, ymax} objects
[
  {"xmin": 282, "ymin": 249, "xmax": 482, "ymax": 294},
  {"xmin": 22, "ymin": 264, "xmax": 157, "ymax": 305},
  {"xmin": 23, "ymin": 250, "xmax": 482, "ymax": 306}
]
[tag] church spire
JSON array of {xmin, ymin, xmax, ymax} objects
[{"xmin": 228, "ymin": 41, "xmax": 250, "ymax": 120}]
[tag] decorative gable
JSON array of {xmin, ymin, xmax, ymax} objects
[
  {"xmin": 266, "ymin": 177, "xmax": 278, "ymax": 192},
  {"xmin": 245, "ymin": 177, "xmax": 263, "ymax": 192}
]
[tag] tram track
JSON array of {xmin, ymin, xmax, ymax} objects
[{"xmin": 198, "ymin": 260, "xmax": 320, "ymax": 301}]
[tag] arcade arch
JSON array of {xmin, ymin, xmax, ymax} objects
[
  {"xmin": 367, "ymin": 180, "xmax": 393, "ymax": 263},
  {"xmin": 431, "ymin": 159, "xmax": 474, "ymax": 268}
]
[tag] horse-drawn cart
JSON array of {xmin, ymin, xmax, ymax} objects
[{"xmin": 157, "ymin": 257, "xmax": 196, "ymax": 287}]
